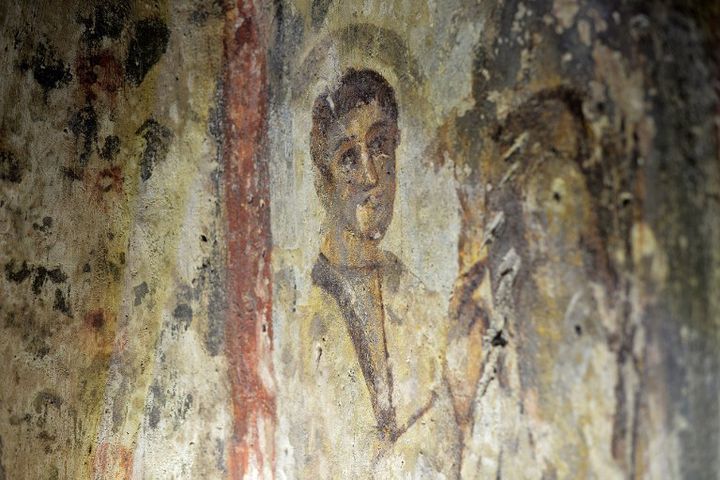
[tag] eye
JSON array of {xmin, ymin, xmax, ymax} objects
[
  {"xmin": 340, "ymin": 148, "xmax": 359, "ymax": 170},
  {"xmin": 368, "ymin": 135, "xmax": 387, "ymax": 154}
]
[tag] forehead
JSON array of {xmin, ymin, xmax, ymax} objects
[{"xmin": 335, "ymin": 100, "xmax": 394, "ymax": 140}]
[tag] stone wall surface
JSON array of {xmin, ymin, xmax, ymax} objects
[{"xmin": 0, "ymin": 1, "xmax": 718, "ymax": 479}]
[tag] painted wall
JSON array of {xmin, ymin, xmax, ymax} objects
[{"xmin": 0, "ymin": 1, "xmax": 718, "ymax": 478}]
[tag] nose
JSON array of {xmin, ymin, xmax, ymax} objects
[{"xmin": 359, "ymin": 146, "xmax": 379, "ymax": 187}]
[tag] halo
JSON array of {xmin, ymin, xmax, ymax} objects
[{"xmin": 291, "ymin": 23, "xmax": 430, "ymax": 121}]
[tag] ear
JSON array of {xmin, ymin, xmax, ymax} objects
[{"xmin": 389, "ymin": 123, "xmax": 400, "ymax": 149}]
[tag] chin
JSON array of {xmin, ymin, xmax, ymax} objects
[
  {"xmin": 354, "ymin": 206, "xmax": 392, "ymax": 239},
  {"xmin": 355, "ymin": 221, "xmax": 389, "ymax": 241}
]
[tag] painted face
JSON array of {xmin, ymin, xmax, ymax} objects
[{"xmin": 325, "ymin": 100, "xmax": 398, "ymax": 240}]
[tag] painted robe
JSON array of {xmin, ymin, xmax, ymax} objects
[{"xmin": 295, "ymin": 251, "xmax": 459, "ymax": 478}]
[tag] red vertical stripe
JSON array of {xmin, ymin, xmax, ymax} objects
[{"xmin": 222, "ymin": 1, "xmax": 275, "ymax": 478}]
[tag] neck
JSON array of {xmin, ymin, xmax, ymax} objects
[{"xmin": 321, "ymin": 227, "xmax": 383, "ymax": 269}]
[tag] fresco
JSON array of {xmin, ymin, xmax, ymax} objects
[
  {"xmin": 0, "ymin": 0, "xmax": 719, "ymax": 479},
  {"xmin": 263, "ymin": 1, "xmax": 720, "ymax": 477}
]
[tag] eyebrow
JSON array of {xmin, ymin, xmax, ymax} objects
[
  {"xmin": 330, "ymin": 120, "xmax": 395, "ymax": 154},
  {"xmin": 366, "ymin": 121, "xmax": 392, "ymax": 139},
  {"xmin": 333, "ymin": 136, "xmax": 355, "ymax": 154}
]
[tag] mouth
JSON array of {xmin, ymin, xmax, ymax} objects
[
  {"xmin": 354, "ymin": 192, "xmax": 390, "ymax": 238},
  {"xmin": 361, "ymin": 191, "xmax": 384, "ymax": 209}
]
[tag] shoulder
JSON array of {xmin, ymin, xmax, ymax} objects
[
  {"xmin": 380, "ymin": 250, "xmax": 421, "ymax": 295},
  {"xmin": 381, "ymin": 250, "xmax": 442, "ymax": 308},
  {"xmin": 380, "ymin": 251, "xmax": 447, "ymax": 346}
]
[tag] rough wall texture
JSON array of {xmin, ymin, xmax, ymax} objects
[{"xmin": 0, "ymin": 0, "xmax": 718, "ymax": 479}]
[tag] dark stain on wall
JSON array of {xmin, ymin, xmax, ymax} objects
[
  {"xmin": 53, "ymin": 288, "xmax": 72, "ymax": 317},
  {"xmin": 68, "ymin": 104, "xmax": 99, "ymax": 169},
  {"xmin": 0, "ymin": 150, "xmax": 23, "ymax": 183},
  {"xmin": 5, "ymin": 257, "xmax": 72, "ymax": 321},
  {"xmin": 79, "ymin": 3, "xmax": 130, "ymax": 46},
  {"xmin": 4, "ymin": 261, "xmax": 32, "ymax": 284},
  {"xmin": 133, "ymin": 281, "xmax": 149, "ymax": 306},
  {"xmin": 75, "ymin": 3, "xmax": 128, "ymax": 110},
  {"xmin": 32, "ymin": 266, "xmax": 68, "ymax": 295},
  {"xmin": 32, "ymin": 217, "xmax": 53, "ymax": 233},
  {"xmin": 311, "ymin": 0, "xmax": 333, "ymax": 29},
  {"xmin": 33, "ymin": 390, "xmax": 63, "ymax": 415},
  {"xmin": 27, "ymin": 336, "xmax": 51, "ymax": 360},
  {"xmin": 147, "ymin": 382, "xmax": 165, "ymax": 429},
  {"xmin": 137, "ymin": 118, "xmax": 173, "ymax": 182},
  {"xmin": 60, "ymin": 166, "xmax": 83, "ymax": 182},
  {"xmin": 100, "ymin": 135, "xmax": 121, "ymax": 161},
  {"xmin": 18, "ymin": 42, "xmax": 73, "ymax": 99},
  {"xmin": 172, "ymin": 303, "xmax": 192, "ymax": 332},
  {"xmin": 125, "ymin": 18, "xmax": 170, "ymax": 87},
  {"xmin": 189, "ymin": 0, "xmax": 224, "ymax": 26},
  {"xmin": 93, "ymin": 248, "xmax": 123, "ymax": 282},
  {"xmin": 4, "ymin": 262, "xmax": 68, "ymax": 307}
]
